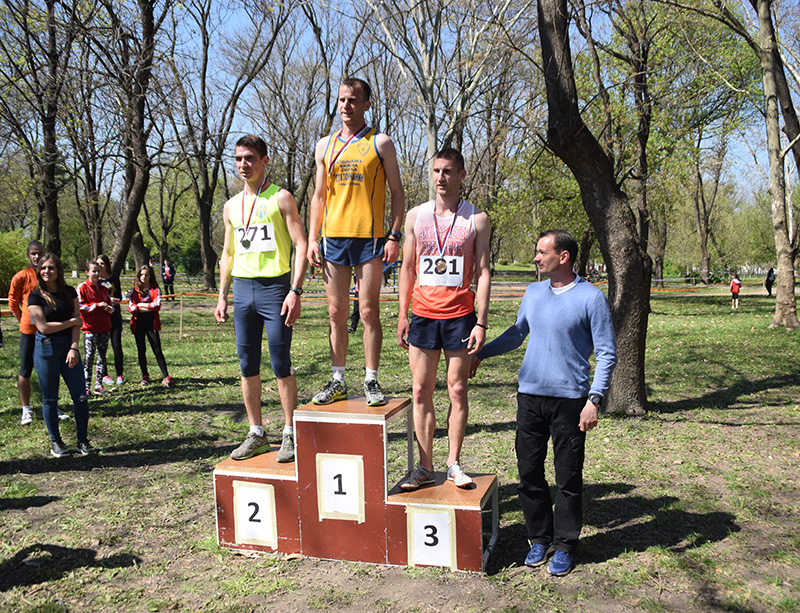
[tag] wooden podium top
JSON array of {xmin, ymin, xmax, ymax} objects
[
  {"xmin": 387, "ymin": 473, "xmax": 497, "ymax": 509},
  {"xmin": 294, "ymin": 396, "xmax": 411, "ymax": 423},
  {"xmin": 214, "ymin": 445, "xmax": 297, "ymax": 478}
]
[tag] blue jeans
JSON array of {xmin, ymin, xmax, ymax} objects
[{"xmin": 33, "ymin": 332, "xmax": 89, "ymax": 443}]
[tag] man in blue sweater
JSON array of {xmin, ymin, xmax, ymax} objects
[{"xmin": 471, "ymin": 229, "xmax": 617, "ymax": 576}]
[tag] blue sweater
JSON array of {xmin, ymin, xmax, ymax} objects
[{"xmin": 478, "ymin": 277, "xmax": 617, "ymax": 399}]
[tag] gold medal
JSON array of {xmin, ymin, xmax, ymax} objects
[{"xmin": 435, "ymin": 258, "xmax": 447, "ymax": 273}]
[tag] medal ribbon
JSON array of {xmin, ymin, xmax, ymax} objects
[
  {"xmin": 327, "ymin": 124, "xmax": 370, "ymax": 175},
  {"xmin": 241, "ymin": 174, "xmax": 269, "ymax": 242},
  {"xmin": 433, "ymin": 199, "xmax": 462, "ymax": 256}
]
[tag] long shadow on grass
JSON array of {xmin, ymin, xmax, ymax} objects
[
  {"xmin": 649, "ymin": 371, "xmax": 800, "ymax": 414},
  {"xmin": 0, "ymin": 434, "xmax": 229, "ymax": 476},
  {"xmin": 0, "ymin": 495, "xmax": 59, "ymax": 511},
  {"xmin": 487, "ymin": 482, "xmax": 739, "ymax": 574},
  {"xmin": 0, "ymin": 543, "xmax": 139, "ymax": 592}
]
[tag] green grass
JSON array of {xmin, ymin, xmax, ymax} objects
[{"xmin": 0, "ymin": 291, "xmax": 799, "ymax": 611}]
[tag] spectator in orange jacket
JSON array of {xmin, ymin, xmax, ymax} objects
[{"xmin": 9, "ymin": 241, "xmax": 47, "ymax": 426}]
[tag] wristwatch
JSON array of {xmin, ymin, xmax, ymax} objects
[
  {"xmin": 289, "ymin": 286, "xmax": 303, "ymax": 296},
  {"xmin": 588, "ymin": 394, "xmax": 603, "ymax": 408},
  {"xmin": 386, "ymin": 230, "xmax": 402, "ymax": 242}
]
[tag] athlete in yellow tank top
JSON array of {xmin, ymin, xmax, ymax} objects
[{"xmin": 307, "ymin": 78, "xmax": 405, "ymax": 407}]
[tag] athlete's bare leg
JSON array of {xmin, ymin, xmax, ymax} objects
[
  {"xmin": 323, "ymin": 261, "xmax": 352, "ymax": 368},
  {"xmin": 409, "ymin": 345, "xmax": 441, "ymax": 470},
  {"xmin": 355, "ymin": 257, "xmax": 384, "ymax": 372},
  {"xmin": 241, "ymin": 375, "xmax": 264, "ymax": 427},
  {"xmin": 443, "ymin": 349, "xmax": 471, "ymax": 467},
  {"xmin": 276, "ymin": 374, "xmax": 297, "ymax": 427}
]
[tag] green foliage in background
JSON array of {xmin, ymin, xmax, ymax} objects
[{"xmin": 0, "ymin": 230, "xmax": 32, "ymax": 296}]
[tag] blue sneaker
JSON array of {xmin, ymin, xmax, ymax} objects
[
  {"xmin": 525, "ymin": 543, "xmax": 549, "ymax": 567},
  {"xmin": 548, "ymin": 550, "xmax": 573, "ymax": 576}
]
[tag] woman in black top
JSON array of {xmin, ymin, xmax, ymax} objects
[
  {"xmin": 96, "ymin": 254, "xmax": 125, "ymax": 385},
  {"xmin": 27, "ymin": 253, "xmax": 92, "ymax": 458}
]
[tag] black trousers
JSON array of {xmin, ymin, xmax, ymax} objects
[
  {"xmin": 516, "ymin": 393, "xmax": 586, "ymax": 553},
  {"xmin": 135, "ymin": 328, "xmax": 169, "ymax": 380}
]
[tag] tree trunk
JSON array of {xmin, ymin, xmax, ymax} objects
[
  {"xmin": 198, "ymin": 189, "xmax": 217, "ymax": 290},
  {"xmin": 752, "ymin": 0, "xmax": 799, "ymax": 328},
  {"xmin": 577, "ymin": 227, "xmax": 593, "ymax": 278},
  {"xmin": 539, "ymin": 0, "xmax": 649, "ymax": 415}
]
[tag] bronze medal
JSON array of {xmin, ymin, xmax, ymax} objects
[{"xmin": 435, "ymin": 258, "xmax": 447, "ymax": 274}]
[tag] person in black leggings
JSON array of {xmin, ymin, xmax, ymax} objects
[
  {"xmin": 96, "ymin": 254, "xmax": 125, "ymax": 385},
  {"xmin": 128, "ymin": 265, "xmax": 172, "ymax": 387}
]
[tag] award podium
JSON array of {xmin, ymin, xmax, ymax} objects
[{"xmin": 214, "ymin": 396, "xmax": 498, "ymax": 571}]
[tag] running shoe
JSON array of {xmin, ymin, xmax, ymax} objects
[
  {"xmin": 276, "ymin": 431, "xmax": 295, "ymax": 463},
  {"xmin": 230, "ymin": 432, "xmax": 270, "ymax": 460},
  {"xmin": 364, "ymin": 379, "xmax": 386, "ymax": 406},
  {"xmin": 51, "ymin": 439, "xmax": 71, "ymax": 458},
  {"xmin": 400, "ymin": 465, "xmax": 435, "ymax": 490},
  {"xmin": 446, "ymin": 461, "xmax": 473, "ymax": 488},
  {"xmin": 312, "ymin": 378, "xmax": 347, "ymax": 405},
  {"xmin": 20, "ymin": 407, "xmax": 33, "ymax": 426}
]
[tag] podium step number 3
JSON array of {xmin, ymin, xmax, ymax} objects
[{"xmin": 407, "ymin": 505, "xmax": 457, "ymax": 570}]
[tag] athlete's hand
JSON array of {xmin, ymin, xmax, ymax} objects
[
  {"xmin": 397, "ymin": 317, "xmax": 410, "ymax": 350},
  {"xmin": 467, "ymin": 325, "xmax": 485, "ymax": 355},
  {"xmin": 214, "ymin": 297, "xmax": 229, "ymax": 323},
  {"xmin": 307, "ymin": 240, "xmax": 322, "ymax": 268},
  {"xmin": 468, "ymin": 355, "xmax": 482, "ymax": 378},
  {"xmin": 281, "ymin": 291, "xmax": 301, "ymax": 327},
  {"xmin": 383, "ymin": 239, "xmax": 399, "ymax": 264}
]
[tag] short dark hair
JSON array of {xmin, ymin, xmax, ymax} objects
[
  {"xmin": 538, "ymin": 229, "xmax": 578, "ymax": 265},
  {"xmin": 85, "ymin": 259, "xmax": 100, "ymax": 272},
  {"xmin": 235, "ymin": 135, "xmax": 268, "ymax": 158},
  {"xmin": 27, "ymin": 240, "xmax": 44, "ymax": 253},
  {"xmin": 433, "ymin": 147, "xmax": 465, "ymax": 172},
  {"xmin": 341, "ymin": 78, "xmax": 371, "ymax": 102}
]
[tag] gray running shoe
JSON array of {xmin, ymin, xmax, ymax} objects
[
  {"xmin": 77, "ymin": 440, "xmax": 95, "ymax": 456},
  {"xmin": 364, "ymin": 379, "xmax": 386, "ymax": 406},
  {"xmin": 20, "ymin": 407, "xmax": 33, "ymax": 426},
  {"xmin": 312, "ymin": 378, "xmax": 347, "ymax": 405},
  {"xmin": 230, "ymin": 432, "xmax": 270, "ymax": 460},
  {"xmin": 51, "ymin": 439, "xmax": 71, "ymax": 458},
  {"xmin": 400, "ymin": 465, "xmax": 435, "ymax": 490},
  {"xmin": 276, "ymin": 431, "xmax": 295, "ymax": 463},
  {"xmin": 57, "ymin": 409, "xmax": 70, "ymax": 421},
  {"xmin": 446, "ymin": 461, "xmax": 473, "ymax": 488}
]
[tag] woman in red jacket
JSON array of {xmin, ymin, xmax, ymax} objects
[{"xmin": 128, "ymin": 265, "xmax": 173, "ymax": 387}]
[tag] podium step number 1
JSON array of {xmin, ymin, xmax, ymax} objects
[{"xmin": 317, "ymin": 453, "xmax": 365, "ymax": 523}]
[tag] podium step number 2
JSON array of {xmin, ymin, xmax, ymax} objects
[{"xmin": 233, "ymin": 481, "xmax": 278, "ymax": 549}]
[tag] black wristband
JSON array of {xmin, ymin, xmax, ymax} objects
[
  {"xmin": 68, "ymin": 348, "xmax": 79, "ymax": 353},
  {"xmin": 475, "ymin": 323, "xmax": 487, "ymax": 330}
]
